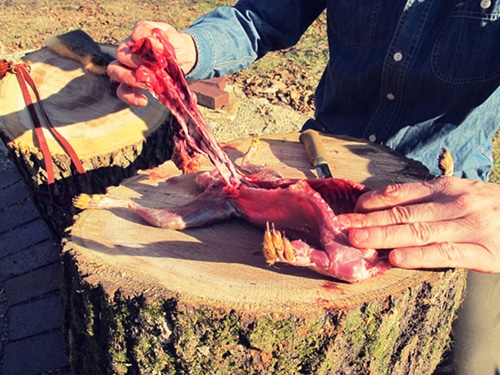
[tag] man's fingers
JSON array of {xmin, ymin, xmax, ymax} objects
[
  {"xmin": 116, "ymin": 83, "xmax": 148, "ymax": 107},
  {"xmin": 107, "ymin": 61, "xmax": 150, "ymax": 107},
  {"xmin": 389, "ymin": 243, "xmax": 500, "ymax": 273},
  {"xmin": 107, "ymin": 61, "xmax": 148, "ymax": 89},
  {"xmin": 114, "ymin": 39, "xmax": 143, "ymax": 69},
  {"xmin": 354, "ymin": 178, "xmax": 453, "ymax": 212},
  {"xmin": 130, "ymin": 21, "xmax": 170, "ymax": 52},
  {"xmin": 346, "ymin": 218, "xmax": 478, "ymax": 249},
  {"xmin": 338, "ymin": 201, "xmax": 449, "ymax": 228},
  {"xmin": 338, "ymin": 177, "xmax": 500, "ymax": 273}
]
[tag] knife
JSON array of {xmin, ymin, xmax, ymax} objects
[{"xmin": 299, "ymin": 129, "xmax": 333, "ymax": 178}]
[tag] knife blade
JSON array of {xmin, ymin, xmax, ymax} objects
[{"xmin": 299, "ymin": 129, "xmax": 333, "ymax": 179}]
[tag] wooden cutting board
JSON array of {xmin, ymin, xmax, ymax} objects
[{"xmin": 63, "ymin": 132, "xmax": 466, "ymax": 374}]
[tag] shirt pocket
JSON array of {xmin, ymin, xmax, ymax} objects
[
  {"xmin": 432, "ymin": 0, "xmax": 500, "ymax": 84},
  {"xmin": 328, "ymin": 0, "xmax": 381, "ymax": 48}
]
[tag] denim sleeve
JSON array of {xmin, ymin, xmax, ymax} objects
[{"xmin": 183, "ymin": 0, "xmax": 326, "ymax": 79}]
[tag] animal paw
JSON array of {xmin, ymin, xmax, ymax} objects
[
  {"xmin": 262, "ymin": 222, "xmax": 329, "ymax": 270},
  {"xmin": 73, "ymin": 194, "xmax": 106, "ymax": 209}
]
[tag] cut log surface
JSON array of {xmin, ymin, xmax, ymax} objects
[
  {"xmin": 64, "ymin": 133, "xmax": 466, "ymax": 375},
  {"xmin": 0, "ymin": 46, "xmax": 172, "ymax": 235}
]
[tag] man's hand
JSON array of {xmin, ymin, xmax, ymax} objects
[
  {"xmin": 337, "ymin": 176, "xmax": 500, "ymax": 273},
  {"xmin": 107, "ymin": 21, "xmax": 197, "ymax": 106}
]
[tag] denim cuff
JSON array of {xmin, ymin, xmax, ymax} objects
[{"xmin": 182, "ymin": 27, "xmax": 214, "ymax": 80}]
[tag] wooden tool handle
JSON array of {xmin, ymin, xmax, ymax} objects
[{"xmin": 299, "ymin": 129, "xmax": 328, "ymax": 166}]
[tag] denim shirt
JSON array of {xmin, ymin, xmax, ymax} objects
[{"xmin": 184, "ymin": 0, "xmax": 500, "ymax": 181}]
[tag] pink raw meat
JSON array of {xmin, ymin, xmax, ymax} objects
[{"xmin": 74, "ymin": 29, "xmax": 390, "ymax": 283}]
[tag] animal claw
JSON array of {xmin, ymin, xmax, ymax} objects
[
  {"xmin": 438, "ymin": 148, "xmax": 454, "ymax": 176},
  {"xmin": 262, "ymin": 222, "xmax": 295, "ymax": 266},
  {"xmin": 73, "ymin": 194, "xmax": 105, "ymax": 209}
]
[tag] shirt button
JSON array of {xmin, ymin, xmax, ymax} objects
[
  {"xmin": 386, "ymin": 93, "xmax": 395, "ymax": 100},
  {"xmin": 393, "ymin": 52, "xmax": 403, "ymax": 62},
  {"xmin": 368, "ymin": 134, "xmax": 377, "ymax": 142},
  {"xmin": 480, "ymin": 0, "xmax": 491, "ymax": 9}
]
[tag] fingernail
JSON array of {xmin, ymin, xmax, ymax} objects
[
  {"xmin": 337, "ymin": 216, "xmax": 350, "ymax": 227},
  {"xmin": 352, "ymin": 228, "xmax": 369, "ymax": 244},
  {"xmin": 137, "ymin": 82, "xmax": 150, "ymax": 90},
  {"xmin": 390, "ymin": 250, "xmax": 406, "ymax": 265}
]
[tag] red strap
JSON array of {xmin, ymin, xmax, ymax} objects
[{"xmin": 12, "ymin": 63, "xmax": 87, "ymax": 205}]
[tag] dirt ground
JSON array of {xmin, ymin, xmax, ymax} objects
[{"xmin": 0, "ymin": 0, "xmax": 498, "ymax": 181}]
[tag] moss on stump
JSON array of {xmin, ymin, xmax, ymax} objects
[{"xmin": 61, "ymin": 247, "xmax": 465, "ymax": 375}]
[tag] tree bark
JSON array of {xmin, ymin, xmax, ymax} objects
[
  {"xmin": 62, "ymin": 133, "xmax": 466, "ymax": 374},
  {"xmin": 0, "ymin": 46, "xmax": 173, "ymax": 236}
]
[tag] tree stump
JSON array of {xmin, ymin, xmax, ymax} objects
[
  {"xmin": 63, "ymin": 133, "xmax": 466, "ymax": 375},
  {"xmin": 0, "ymin": 46, "xmax": 172, "ymax": 236}
]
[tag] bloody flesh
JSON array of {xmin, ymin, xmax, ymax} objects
[
  {"xmin": 130, "ymin": 31, "xmax": 242, "ymax": 188},
  {"xmin": 76, "ymin": 29, "xmax": 391, "ymax": 283}
]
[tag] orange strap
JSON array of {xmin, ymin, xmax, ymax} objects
[{"xmin": 5, "ymin": 61, "xmax": 87, "ymax": 206}]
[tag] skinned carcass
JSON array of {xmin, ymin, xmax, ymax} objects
[{"xmin": 74, "ymin": 29, "xmax": 390, "ymax": 283}]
